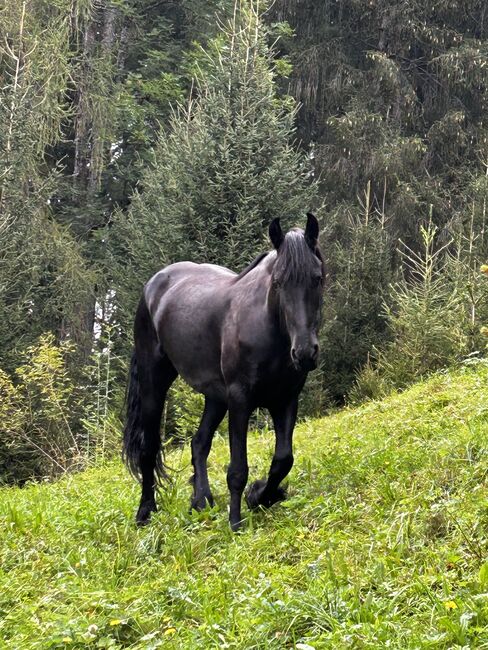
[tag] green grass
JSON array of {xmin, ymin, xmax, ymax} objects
[{"xmin": 1, "ymin": 364, "xmax": 488, "ymax": 649}]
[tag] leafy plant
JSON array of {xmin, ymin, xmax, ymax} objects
[{"xmin": 353, "ymin": 220, "xmax": 469, "ymax": 398}]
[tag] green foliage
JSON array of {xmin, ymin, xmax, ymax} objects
[
  {"xmin": 272, "ymin": 0, "xmax": 488, "ymax": 220},
  {"xmin": 269, "ymin": 0, "xmax": 488, "ymax": 396},
  {"xmin": 0, "ymin": 0, "xmax": 96, "ymax": 369},
  {"xmin": 0, "ymin": 331, "xmax": 125, "ymax": 484},
  {"xmin": 92, "ymin": 0, "xmax": 236, "ymax": 210},
  {"xmin": 380, "ymin": 224, "xmax": 467, "ymax": 385},
  {"xmin": 110, "ymin": 4, "xmax": 316, "ymax": 334},
  {"xmin": 0, "ymin": 334, "xmax": 81, "ymax": 482},
  {"xmin": 0, "ymin": 213, "xmax": 96, "ymax": 372},
  {"xmin": 1, "ymin": 365, "xmax": 488, "ymax": 647},
  {"xmin": 165, "ymin": 379, "xmax": 228, "ymax": 442},
  {"xmin": 353, "ymin": 219, "xmax": 488, "ymax": 400},
  {"xmin": 320, "ymin": 183, "xmax": 395, "ymax": 401},
  {"xmin": 168, "ymin": 380, "xmax": 206, "ymax": 441}
]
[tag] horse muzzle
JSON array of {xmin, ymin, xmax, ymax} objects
[{"xmin": 291, "ymin": 344, "xmax": 319, "ymax": 371}]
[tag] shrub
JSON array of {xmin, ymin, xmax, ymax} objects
[
  {"xmin": 353, "ymin": 223, "xmax": 469, "ymax": 400},
  {"xmin": 0, "ymin": 332, "xmax": 125, "ymax": 484},
  {"xmin": 0, "ymin": 334, "xmax": 80, "ymax": 482}
]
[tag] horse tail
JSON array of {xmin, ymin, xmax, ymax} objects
[
  {"xmin": 122, "ymin": 348, "xmax": 145, "ymax": 480},
  {"xmin": 122, "ymin": 297, "xmax": 168, "ymax": 484}
]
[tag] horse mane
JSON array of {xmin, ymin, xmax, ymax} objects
[
  {"xmin": 234, "ymin": 252, "xmax": 269, "ymax": 281},
  {"xmin": 273, "ymin": 229, "xmax": 322, "ymax": 284}
]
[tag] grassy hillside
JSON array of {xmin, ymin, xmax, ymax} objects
[{"xmin": 1, "ymin": 365, "xmax": 488, "ymax": 649}]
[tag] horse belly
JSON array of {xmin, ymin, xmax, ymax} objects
[{"xmin": 155, "ymin": 294, "xmax": 227, "ymax": 401}]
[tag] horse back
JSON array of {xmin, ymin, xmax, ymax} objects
[{"xmin": 143, "ymin": 262, "xmax": 234, "ymax": 399}]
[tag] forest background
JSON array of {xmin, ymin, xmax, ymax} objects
[{"xmin": 1, "ymin": 0, "xmax": 487, "ymax": 483}]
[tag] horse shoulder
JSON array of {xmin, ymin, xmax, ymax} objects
[{"xmin": 220, "ymin": 298, "xmax": 276, "ymax": 392}]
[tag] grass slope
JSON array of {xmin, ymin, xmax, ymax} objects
[{"xmin": 1, "ymin": 365, "xmax": 488, "ymax": 649}]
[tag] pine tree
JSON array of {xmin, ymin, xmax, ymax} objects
[
  {"xmin": 270, "ymin": 0, "xmax": 488, "ymax": 245},
  {"xmin": 320, "ymin": 183, "xmax": 395, "ymax": 401},
  {"xmin": 354, "ymin": 221, "xmax": 472, "ymax": 397},
  {"xmin": 110, "ymin": 1, "xmax": 317, "ymax": 336}
]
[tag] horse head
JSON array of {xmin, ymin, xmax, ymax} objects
[{"xmin": 269, "ymin": 214, "xmax": 324, "ymax": 371}]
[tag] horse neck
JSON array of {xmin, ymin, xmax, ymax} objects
[
  {"xmin": 261, "ymin": 254, "xmax": 285, "ymax": 330},
  {"xmin": 235, "ymin": 252, "xmax": 280, "ymax": 321}
]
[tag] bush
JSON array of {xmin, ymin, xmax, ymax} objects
[
  {"xmin": 0, "ymin": 332, "xmax": 125, "ymax": 484},
  {"xmin": 352, "ymin": 221, "xmax": 485, "ymax": 401},
  {"xmin": 0, "ymin": 334, "xmax": 80, "ymax": 482}
]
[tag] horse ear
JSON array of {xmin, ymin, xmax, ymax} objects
[
  {"xmin": 269, "ymin": 217, "xmax": 284, "ymax": 250},
  {"xmin": 305, "ymin": 212, "xmax": 319, "ymax": 248}
]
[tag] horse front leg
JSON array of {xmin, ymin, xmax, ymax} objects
[
  {"xmin": 227, "ymin": 391, "xmax": 251, "ymax": 531},
  {"xmin": 246, "ymin": 397, "xmax": 298, "ymax": 510},
  {"xmin": 190, "ymin": 398, "xmax": 227, "ymax": 511}
]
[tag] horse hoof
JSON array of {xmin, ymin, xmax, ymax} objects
[
  {"xmin": 270, "ymin": 485, "xmax": 287, "ymax": 505},
  {"xmin": 245, "ymin": 479, "xmax": 267, "ymax": 510},
  {"xmin": 190, "ymin": 493, "xmax": 214, "ymax": 512},
  {"xmin": 245, "ymin": 480, "xmax": 287, "ymax": 510},
  {"xmin": 136, "ymin": 501, "xmax": 156, "ymax": 526},
  {"xmin": 230, "ymin": 518, "xmax": 244, "ymax": 532}
]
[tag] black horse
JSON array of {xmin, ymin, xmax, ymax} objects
[{"xmin": 123, "ymin": 214, "xmax": 324, "ymax": 530}]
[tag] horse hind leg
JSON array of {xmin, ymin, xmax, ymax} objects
[
  {"xmin": 123, "ymin": 296, "xmax": 178, "ymax": 525},
  {"xmin": 190, "ymin": 398, "xmax": 227, "ymax": 511},
  {"xmin": 136, "ymin": 354, "xmax": 177, "ymax": 525}
]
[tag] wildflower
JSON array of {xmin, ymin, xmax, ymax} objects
[
  {"xmin": 481, "ymin": 327, "xmax": 488, "ymax": 337},
  {"xmin": 164, "ymin": 627, "xmax": 177, "ymax": 636},
  {"xmin": 480, "ymin": 264, "xmax": 488, "ymax": 275},
  {"xmin": 110, "ymin": 619, "xmax": 122, "ymax": 626},
  {"xmin": 444, "ymin": 600, "xmax": 457, "ymax": 610}
]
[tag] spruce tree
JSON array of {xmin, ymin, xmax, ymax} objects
[
  {"xmin": 268, "ymin": 0, "xmax": 488, "ymax": 397},
  {"xmin": 110, "ymin": 2, "xmax": 317, "ymax": 336}
]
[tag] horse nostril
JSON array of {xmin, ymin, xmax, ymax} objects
[
  {"xmin": 312, "ymin": 344, "xmax": 319, "ymax": 359},
  {"xmin": 291, "ymin": 348, "xmax": 297, "ymax": 361}
]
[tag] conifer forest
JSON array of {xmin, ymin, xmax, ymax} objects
[{"xmin": 1, "ymin": 0, "xmax": 488, "ymax": 482}]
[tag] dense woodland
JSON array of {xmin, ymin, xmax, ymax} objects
[{"xmin": 1, "ymin": 0, "xmax": 488, "ymax": 482}]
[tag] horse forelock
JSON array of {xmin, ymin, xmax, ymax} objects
[{"xmin": 273, "ymin": 229, "xmax": 322, "ymax": 285}]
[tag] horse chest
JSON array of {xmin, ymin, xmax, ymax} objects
[{"xmin": 251, "ymin": 357, "xmax": 306, "ymax": 406}]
